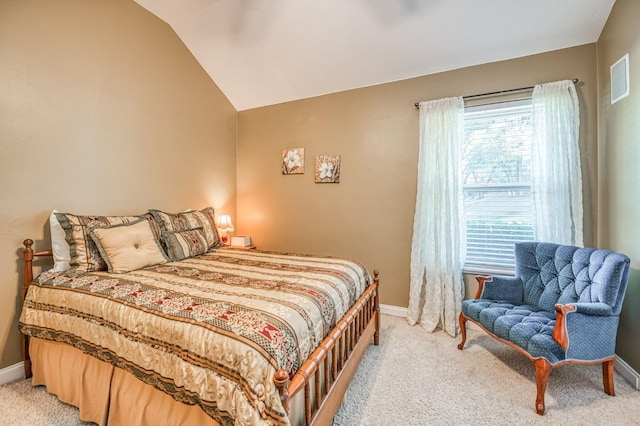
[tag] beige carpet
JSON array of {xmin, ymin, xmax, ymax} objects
[
  {"xmin": 1, "ymin": 314, "xmax": 639, "ymax": 425},
  {"xmin": 333, "ymin": 315, "xmax": 640, "ymax": 425}
]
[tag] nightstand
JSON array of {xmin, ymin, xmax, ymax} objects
[{"xmin": 221, "ymin": 245, "xmax": 256, "ymax": 251}]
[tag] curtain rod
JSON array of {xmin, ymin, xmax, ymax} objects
[{"xmin": 414, "ymin": 78, "xmax": 579, "ymax": 109}]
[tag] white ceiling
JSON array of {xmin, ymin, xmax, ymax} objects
[{"xmin": 134, "ymin": 0, "xmax": 615, "ymax": 111}]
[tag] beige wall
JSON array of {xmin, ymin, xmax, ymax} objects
[
  {"xmin": 237, "ymin": 45, "xmax": 598, "ymax": 308},
  {"xmin": 597, "ymin": 0, "xmax": 640, "ymax": 372},
  {"xmin": 0, "ymin": 0, "xmax": 237, "ymax": 369}
]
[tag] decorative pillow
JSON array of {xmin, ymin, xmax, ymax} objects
[
  {"xmin": 149, "ymin": 207, "xmax": 221, "ymax": 250},
  {"xmin": 89, "ymin": 220, "xmax": 168, "ymax": 273},
  {"xmin": 55, "ymin": 212, "xmax": 154, "ymax": 272},
  {"xmin": 50, "ymin": 210, "xmax": 71, "ymax": 272},
  {"xmin": 163, "ymin": 228, "xmax": 208, "ymax": 261}
]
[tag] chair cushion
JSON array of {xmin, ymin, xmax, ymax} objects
[{"xmin": 462, "ymin": 299, "xmax": 564, "ymax": 364}]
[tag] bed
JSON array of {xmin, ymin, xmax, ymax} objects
[{"xmin": 18, "ymin": 209, "xmax": 379, "ymax": 426}]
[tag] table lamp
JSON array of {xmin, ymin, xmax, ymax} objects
[{"xmin": 216, "ymin": 214, "xmax": 234, "ymax": 244}]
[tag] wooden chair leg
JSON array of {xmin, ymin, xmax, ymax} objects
[
  {"xmin": 602, "ymin": 359, "xmax": 616, "ymax": 396},
  {"xmin": 533, "ymin": 358, "xmax": 552, "ymax": 415},
  {"xmin": 457, "ymin": 312, "xmax": 467, "ymax": 350}
]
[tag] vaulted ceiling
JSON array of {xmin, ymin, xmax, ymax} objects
[{"xmin": 134, "ymin": 0, "xmax": 615, "ymax": 111}]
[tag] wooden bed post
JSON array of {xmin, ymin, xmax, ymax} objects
[
  {"xmin": 274, "ymin": 369, "xmax": 290, "ymax": 414},
  {"xmin": 22, "ymin": 239, "xmax": 34, "ymax": 379},
  {"xmin": 21, "ymin": 239, "xmax": 53, "ymax": 379},
  {"xmin": 373, "ymin": 269, "xmax": 380, "ymax": 346}
]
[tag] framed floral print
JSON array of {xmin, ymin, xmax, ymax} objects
[
  {"xmin": 282, "ymin": 148, "xmax": 305, "ymax": 174},
  {"xmin": 315, "ymin": 155, "xmax": 340, "ymax": 183}
]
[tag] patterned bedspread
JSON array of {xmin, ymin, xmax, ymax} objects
[{"xmin": 19, "ymin": 249, "xmax": 370, "ymax": 425}]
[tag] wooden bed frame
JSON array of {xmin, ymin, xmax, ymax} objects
[{"xmin": 21, "ymin": 239, "xmax": 380, "ymax": 426}]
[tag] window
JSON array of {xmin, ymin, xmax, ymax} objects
[{"xmin": 462, "ymin": 99, "xmax": 534, "ymax": 274}]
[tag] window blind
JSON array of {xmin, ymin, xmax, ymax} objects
[{"xmin": 462, "ymin": 100, "xmax": 534, "ymax": 272}]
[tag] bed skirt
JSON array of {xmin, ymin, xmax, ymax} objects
[
  {"xmin": 30, "ymin": 337, "xmax": 221, "ymax": 426},
  {"xmin": 29, "ymin": 338, "xmax": 314, "ymax": 425}
]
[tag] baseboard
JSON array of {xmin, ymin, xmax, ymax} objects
[
  {"xmin": 615, "ymin": 356, "xmax": 640, "ymax": 390},
  {"xmin": 0, "ymin": 362, "xmax": 25, "ymax": 385},
  {"xmin": 379, "ymin": 304, "xmax": 407, "ymax": 317}
]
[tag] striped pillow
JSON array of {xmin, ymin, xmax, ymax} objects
[
  {"xmin": 163, "ymin": 228, "xmax": 208, "ymax": 261},
  {"xmin": 55, "ymin": 212, "xmax": 158, "ymax": 272},
  {"xmin": 149, "ymin": 207, "xmax": 221, "ymax": 251}
]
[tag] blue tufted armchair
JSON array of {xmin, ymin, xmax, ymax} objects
[{"xmin": 458, "ymin": 242, "xmax": 630, "ymax": 415}]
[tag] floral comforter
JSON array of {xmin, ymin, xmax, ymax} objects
[{"xmin": 19, "ymin": 249, "xmax": 370, "ymax": 425}]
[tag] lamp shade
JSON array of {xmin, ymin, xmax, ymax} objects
[{"xmin": 216, "ymin": 214, "xmax": 234, "ymax": 232}]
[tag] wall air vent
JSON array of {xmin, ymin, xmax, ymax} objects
[{"xmin": 610, "ymin": 53, "xmax": 630, "ymax": 104}]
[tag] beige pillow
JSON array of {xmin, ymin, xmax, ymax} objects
[{"xmin": 90, "ymin": 220, "xmax": 168, "ymax": 273}]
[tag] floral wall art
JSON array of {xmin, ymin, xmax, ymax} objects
[
  {"xmin": 315, "ymin": 155, "xmax": 341, "ymax": 183},
  {"xmin": 282, "ymin": 148, "xmax": 305, "ymax": 174}
]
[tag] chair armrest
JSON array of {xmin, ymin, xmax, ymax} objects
[
  {"xmin": 476, "ymin": 275, "xmax": 523, "ymax": 304},
  {"xmin": 552, "ymin": 304, "xmax": 576, "ymax": 350},
  {"xmin": 570, "ymin": 302, "xmax": 613, "ymax": 316},
  {"xmin": 553, "ymin": 303, "xmax": 618, "ymax": 359}
]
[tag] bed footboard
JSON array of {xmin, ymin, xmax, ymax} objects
[{"xmin": 275, "ymin": 270, "xmax": 380, "ymax": 425}]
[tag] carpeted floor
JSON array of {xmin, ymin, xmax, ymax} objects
[
  {"xmin": 1, "ymin": 314, "xmax": 639, "ymax": 425},
  {"xmin": 333, "ymin": 315, "xmax": 640, "ymax": 425}
]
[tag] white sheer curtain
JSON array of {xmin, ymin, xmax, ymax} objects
[
  {"xmin": 408, "ymin": 96, "xmax": 465, "ymax": 337},
  {"xmin": 531, "ymin": 80, "xmax": 583, "ymax": 246}
]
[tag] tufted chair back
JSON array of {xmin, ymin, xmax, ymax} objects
[{"xmin": 515, "ymin": 242, "xmax": 630, "ymax": 314}]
